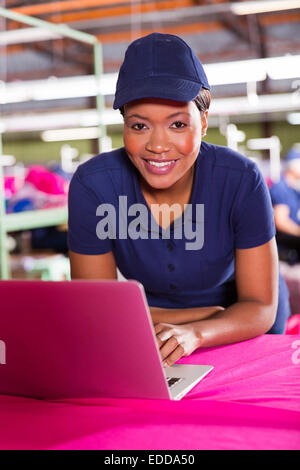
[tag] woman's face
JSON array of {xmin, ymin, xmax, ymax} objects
[{"xmin": 123, "ymin": 98, "xmax": 208, "ymax": 191}]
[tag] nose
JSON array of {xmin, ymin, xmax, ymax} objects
[{"xmin": 145, "ymin": 126, "xmax": 171, "ymax": 154}]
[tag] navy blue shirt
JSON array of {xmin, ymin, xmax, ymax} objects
[
  {"xmin": 269, "ymin": 177, "xmax": 300, "ymax": 225},
  {"xmin": 68, "ymin": 141, "xmax": 290, "ymax": 333}
]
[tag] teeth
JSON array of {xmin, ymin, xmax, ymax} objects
[{"xmin": 147, "ymin": 160, "xmax": 175, "ymax": 167}]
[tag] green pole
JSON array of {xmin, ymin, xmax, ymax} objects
[
  {"xmin": 0, "ymin": 9, "xmax": 106, "ymax": 279},
  {"xmin": 94, "ymin": 42, "xmax": 107, "ymax": 154},
  {"xmin": 0, "ymin": 7, "xmax": 107, "ymax": 154},
  {"xmin": 0, "ymin": 132, "xmax": 9, "ymax": 279},
  {"xmin": 0, "ymin": 7, "xmax": 97, "ymax": 45}
]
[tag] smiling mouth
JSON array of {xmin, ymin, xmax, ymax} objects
[{"xmin": 142, "ymin": 158, "xmax": 178, "ymax": 167}]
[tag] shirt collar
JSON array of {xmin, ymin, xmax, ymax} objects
[{"xmin": 131, "ymin": 152, "xmax": 202, "ymax": 238}]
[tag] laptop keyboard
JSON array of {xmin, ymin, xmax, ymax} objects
[{"xmin": 166, "ymin": 377, "xmax": 182, "ymax": 389}]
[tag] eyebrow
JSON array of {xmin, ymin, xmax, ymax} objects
[{"xmin": 126, "ymin": 111, "xmax": 191, "ymax": 120}]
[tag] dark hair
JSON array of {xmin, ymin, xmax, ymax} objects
[
  {"xmin": 192, "ymin": 88, "xmax": 211, "ymax": 114},
  {"xmin": 118, "ymin": 87, "xmax": 211, "ymax": 117}
]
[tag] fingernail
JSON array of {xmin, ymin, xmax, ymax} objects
[{"xmin": 163, "ymin": 361, "xmax": 167, "ymax": 368}]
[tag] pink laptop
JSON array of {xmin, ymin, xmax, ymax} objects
[{"xmin": 0, "ymin": 279, "xmax": 213, "ymax": 400}]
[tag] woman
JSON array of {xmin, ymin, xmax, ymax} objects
[{"xmin": 68, "ymin": 32, "xmax": 290, "ymax": 367}]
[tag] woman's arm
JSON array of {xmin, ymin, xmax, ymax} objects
[
  {"xmin": 156, "ymin": 238, "xmax": 279, "ymax": 365},
  {"xmin": 69, "ymin": 250, "xmax": 118, "ymax": 279},
  {"xmin": 273, "ymin": 204, "xmax": 300, "ymax": 236},
  {"xmin": 195, "ymin": 237, "xmax": 279, "ymax": 346},
  {"xmin": 149, "ymin": 305, "xmax": 225, "ymax": 325}
]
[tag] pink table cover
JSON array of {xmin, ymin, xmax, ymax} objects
[{"xmin": 0, "ymin": 335, "xmax": 299, "ymax": 450}]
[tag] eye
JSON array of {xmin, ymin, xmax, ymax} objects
[
  {"xmin": 131, "ymin": 123, "xmax": 147, "ymax": 131},
  {"xmin": 170, "ymin": 121, "xmax": 187, "ymax": 129}
]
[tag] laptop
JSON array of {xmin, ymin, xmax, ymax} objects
[{"xmin": 0, "ymin": 279, "xmax": 213, "ymax": 401}]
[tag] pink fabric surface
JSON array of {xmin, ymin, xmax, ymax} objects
[
  {"xmin": 286, "ymin": 315, "xmax": 300, "ymax": 335},
  {"xmin": 0, "ymin": 335, "xmax": 299, "ymax": 450}
]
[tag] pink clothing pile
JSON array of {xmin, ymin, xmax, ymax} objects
[
  {"xmin": 6, "ymin": 165, "xmax": 69, "ymax": 212},
  {"xmin": 25, "ymin": 165, "xmax": 68, "ymax": 196}
]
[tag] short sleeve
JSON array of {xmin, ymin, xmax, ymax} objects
[
  {"xmin": 67, "ymin": 170, "xmax": 114, "ymax": 255},
  {"xmin": 269, "ymin": 181, "xmax": 288, "ymax": 206},
  {"xmin": 233, "ymin": 167, "xmax": 276, "ymax": 249}
]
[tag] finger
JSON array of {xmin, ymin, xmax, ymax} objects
[
  {"xmin": 159, "ymin": 336, "xmax": 180, "ymax": 362},
  {"xmin": 154, "ymin": 322, "xmax": 173, "ymax": 335},
  {"xmin": 157, "ymin": 329, "xmax": 174, "ymax": 343},
  {"xmin": 154, "ymin": 323, "xmax": 165, "ymax": 335},
  {"xmin": 156, "ymin": 335, "xmax": 163, "ymax": 349},
  {"xmin": 164, "ymin": 344, "xmax": 185, "ymax": 367},
  {"xmin": 154, "ymin": 324, "xmax": 165, "ymax": 348},
  {"xmin": 156, "ymin": 330, "xmax": 173, "ymax": 349}
]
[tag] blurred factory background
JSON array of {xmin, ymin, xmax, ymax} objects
[
  {"xmin": 0, "ymin": 1, "xmax": 299, "ymax": 323},
  {"xmin": 0, "ymin": 0, "xmax": 299, "ymax": 163}
]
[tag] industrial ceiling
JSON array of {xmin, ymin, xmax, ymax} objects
[{"xmin": 0, "ymin": 1, "xmax": 299, "ymax": 123}]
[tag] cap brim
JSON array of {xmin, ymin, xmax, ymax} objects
[{"xmin": 113, "ymin": 76, "xmax": 206, "ymax": 110}]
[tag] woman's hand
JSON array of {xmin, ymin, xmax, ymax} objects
[
  {"xmin": 150, "ymin": 305, "xmax": 225, "ymax": 366},
  {"xmin": 154, "ymin": 322, "xmax": 202, "ymax": 367}
]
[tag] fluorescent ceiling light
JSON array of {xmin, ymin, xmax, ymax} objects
[
  {"xmin": 0, "ymin": 74, "xmax": 116, "ymax": 104},
  {"xmin": 41, "ymin": 127, "xmax": 101, "ymax": 142},
  {"xmin": 32, "ymin": 75, "xmax": 116, "ymax": 101},
  {"xmin": 205, "ymin": 60, "xmax": 266, "ymax": 85},
  {"xmin": 79, "ymin": 108, "xmax": 123, "ymax": 126},
  {"xmin": 210, "ymin": 92, "xmax": 300, "ymax": 116},
  {"xmin": 0, "ymin": 81, "xmax": 31, "ymax": 104},
  {"xmin": 1, "ymin": 56, "xmax": 299, "ymax": 104},
  {"xmin": 287, "ymin": 113, "xmax": 300, "ymax": 125},
  {"xmin": 204, "ymin": 55, "xmax": 300, "ymax": 85},
  {"xmin": 0, "ymin": 27, "xmax": 62, "ymax": 45},
  {"xmin": 1, "ymin": 109, "xmax": 123, "ymax": 133},
  {"xmin": 247, "ymin": 137, "xmax": 279, "ymax": 149},
  {"xmin": 266, "ymin": 56, "xmax": 300, "ymax": 80},
  {"xmin": 1, "ymin": 155, "xmax": 16, "ymax": 166},
  {"xmin": 1, "ymin": 91, "xmax": 299, "ymax": 134},
  {"xmin": 231, "ymin": 0, "xmax": 300, "ymax": 15}
]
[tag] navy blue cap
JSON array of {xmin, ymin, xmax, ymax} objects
[
  {"xmin": 113, "ymin": 32, "xmax": 210, "ymax": 110},
  {"xmin": 286, "ymin": 147, "xmax": 300, "ymax": 162}
]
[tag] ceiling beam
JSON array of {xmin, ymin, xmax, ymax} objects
[
  {"xmin": 30, "ymin": 40, "xmax": 94, "ymax": 71},
  {"xmin": 12, "ymin": 0, "xmax": 167, "ymax": 16},
  {"xmin": 0, "ymin": 19, "xmax": 224, "ymax": 46},
  {"xmin": 4, "ymin": 4, "xmax": 300, "ymax": 41},
  {"xmin": 204, "ymin": 0, "xmax": 252, "ymax": 44},
  {"xmin": 0, "ymin": 65, "xmax": 88, "ymax": 81},
  {"xmin": 2, "ymin": 37, "xmax": 299, "ymax": 82},
  {"xmin": 259, "ymin": 10, "xmax": 300, "ymax": 25},
  {"xmin": 45, "ymin": 0, "xmax": 194, "ymax": 24},
  {"xmin": 11, "ymin": 0, "xmax": 300, "ymax": 18},
  {"xmin": 94, "ymin": 20, "xmax": 223, "ymax": 43},
  {"xmin": 38, "ymin": 6, "xmax": 300, "ymax": 39}
]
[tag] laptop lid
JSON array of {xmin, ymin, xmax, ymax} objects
[{"xmin": 0, "ymin": 279, "xmax": 171, "ymax": 400}]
